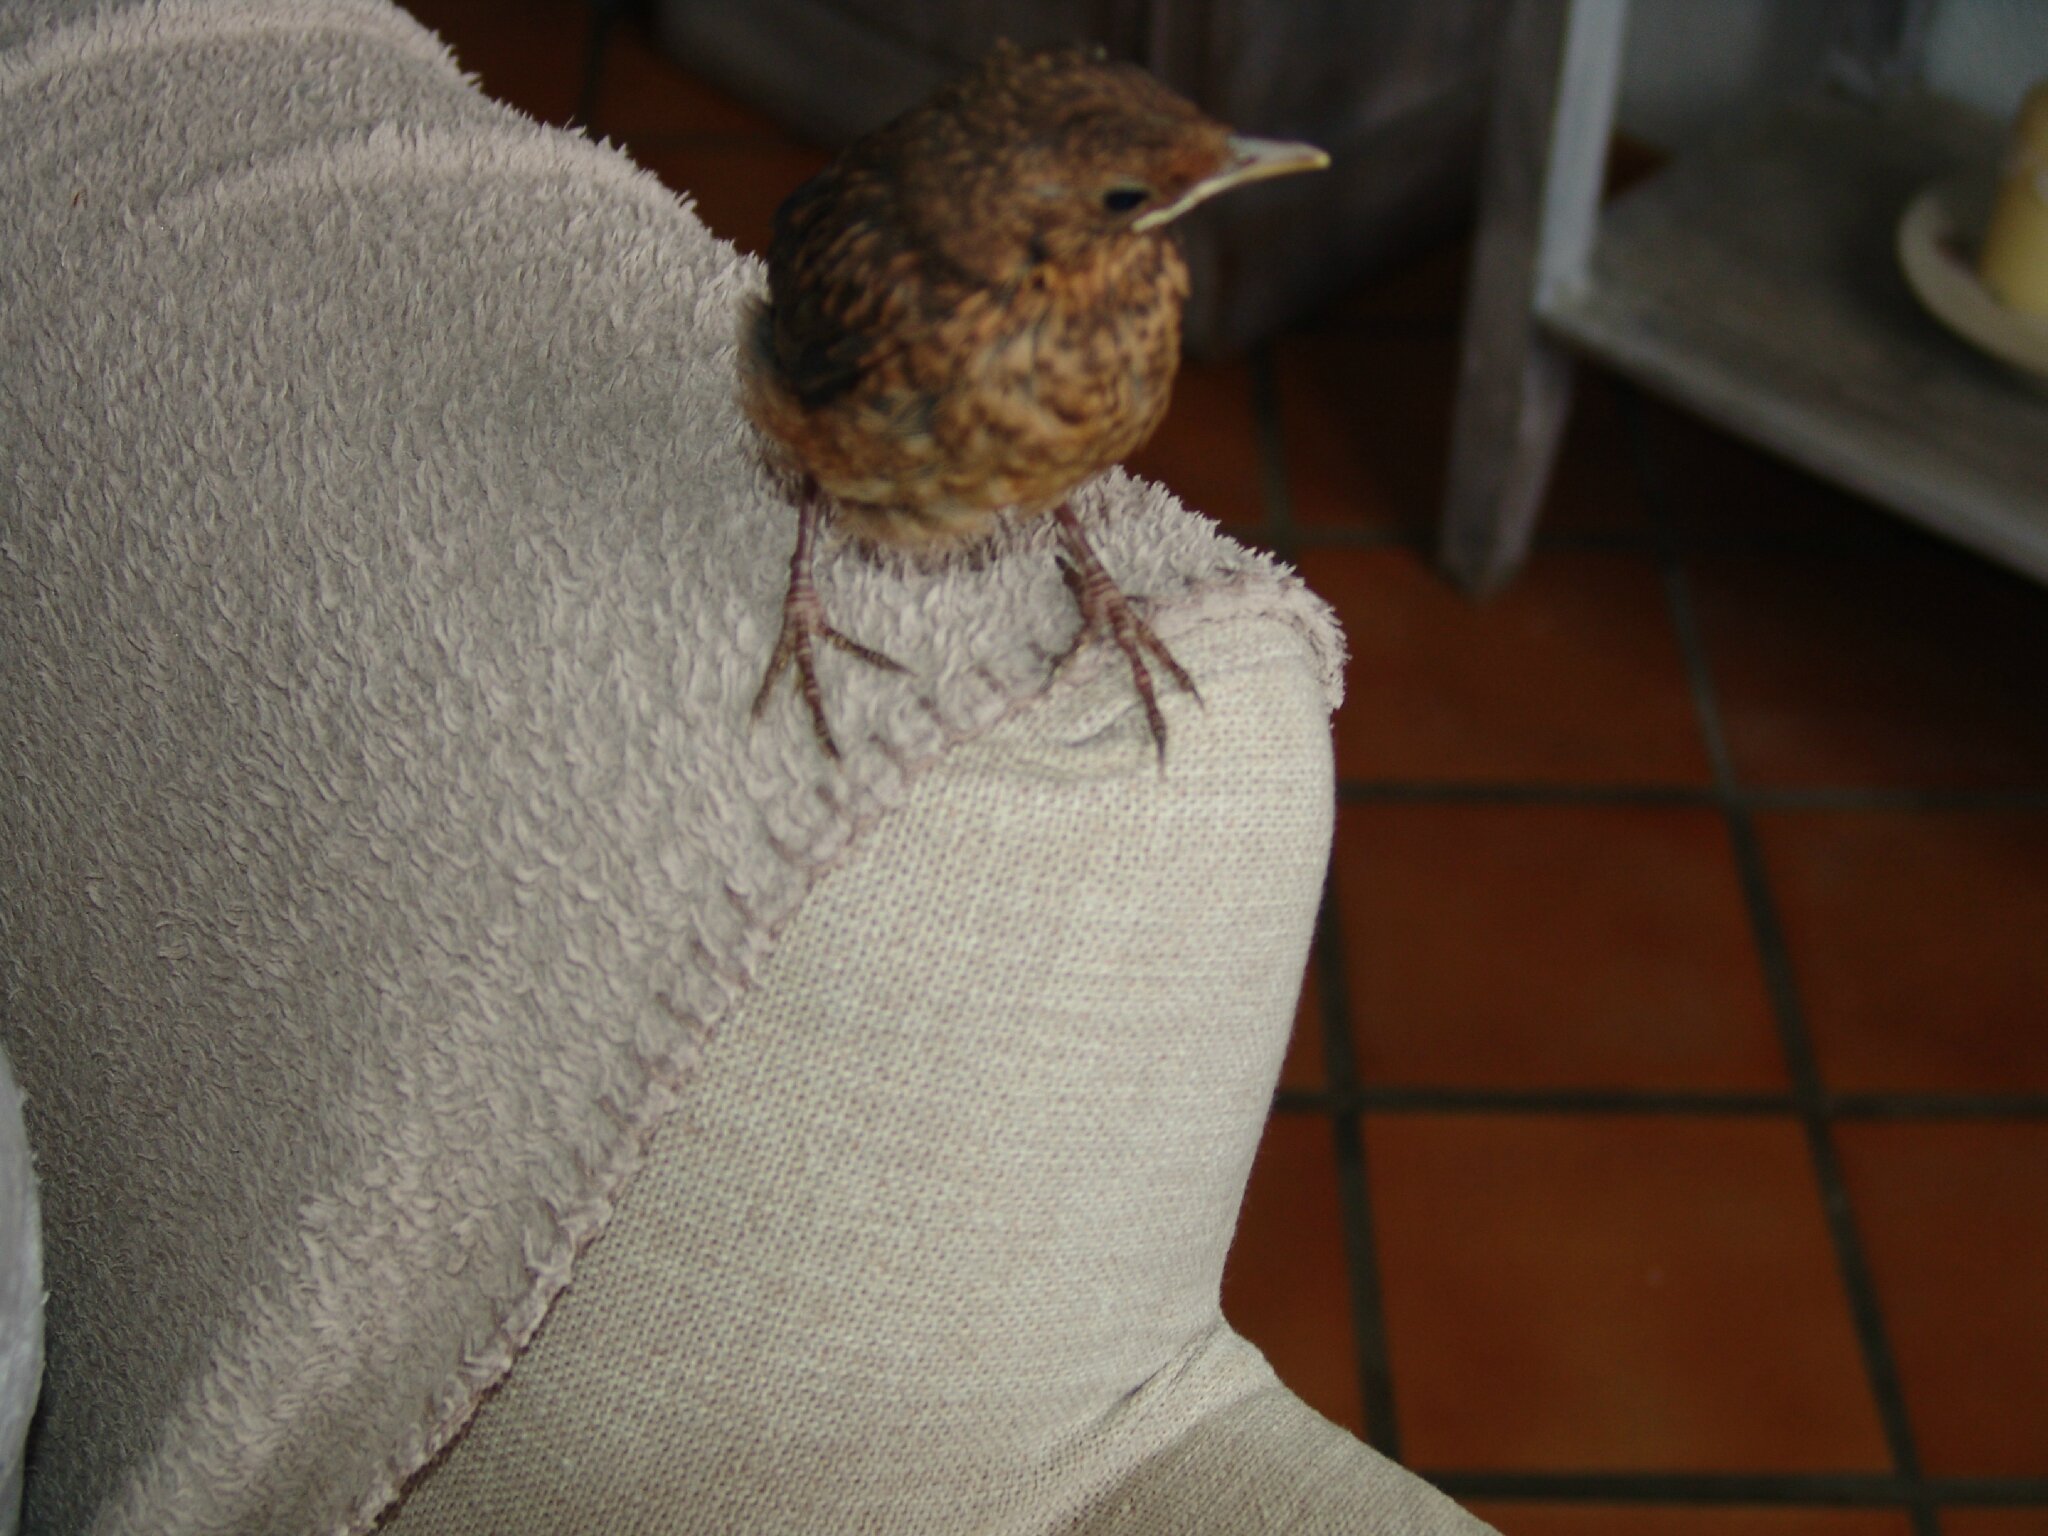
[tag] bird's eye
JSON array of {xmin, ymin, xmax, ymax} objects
[{"xmin": 1102, "ymin": 186, "xmax": 1150, "ymax": 214}]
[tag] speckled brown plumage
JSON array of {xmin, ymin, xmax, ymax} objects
[{"xmin": 741, "ymin": 41, "xmax": 1326, "ymax": 760}]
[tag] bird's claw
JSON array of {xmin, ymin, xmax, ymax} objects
[
  {"xmin": 1050, "ymin": 505, "xmax": 1199, "ymax": 768},
  {"xmin": 753, "ymin": 597, "xmax": 904, "ymax": 761},
  {"xmin": 1052, "ymin": 590, "xmax": 1200, "ymax": 768},
  {"xmin": 753, "ymin": 479, "xmax": 906, "ymax": 761}
]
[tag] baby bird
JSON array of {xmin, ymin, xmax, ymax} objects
[{"xmin": 741, "ymin": 41, "xmax": 1326, "ymax": 762}]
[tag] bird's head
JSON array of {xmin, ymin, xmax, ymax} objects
[{"xmin": 893, "ymin": 43, "xmax": 1328, "ymax": 282}]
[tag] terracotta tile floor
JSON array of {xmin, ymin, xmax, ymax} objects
[{"xmin": 408, "ymin": 6, "xmax": 2048, "ymax": 1530}]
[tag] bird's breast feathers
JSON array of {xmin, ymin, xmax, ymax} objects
[{"xmin": 742, "ymin": 235, "xmax": 1190, "ymax": 545}]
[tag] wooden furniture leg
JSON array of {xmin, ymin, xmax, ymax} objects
[{"xmin": 1440, "ymin": 0, "xmax": 1627, "ymax": 595}]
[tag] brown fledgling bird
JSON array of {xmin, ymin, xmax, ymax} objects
[{"xmin": 741, "ymin": 41, "xmax": 1327, "ymax": 762}]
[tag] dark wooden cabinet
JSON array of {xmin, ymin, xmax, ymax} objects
[{"xmin": 653, "ymin": 0, "xmax": 1508, "ymax": 352}]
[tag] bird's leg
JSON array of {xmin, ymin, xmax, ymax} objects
[
  {"xmin": 1049, "ymin": 501, "xmax": 1200, "ymax": 766},
  {"xmin": 752, "ymin": 476, "xmax": 906, "ymax": 760}
]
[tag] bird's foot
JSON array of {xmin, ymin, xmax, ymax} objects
[
  {"xmin": 753, "ymin": 484, "xmax": 905, "ymax": 760},
  {"xmin": 1049, "ymin": 502, "xmax": 1199, "ymax": 767}
]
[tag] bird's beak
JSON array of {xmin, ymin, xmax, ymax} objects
[{"xmin": 1132, "ymin": 135, "xmax": 1330, "ymax": 233}]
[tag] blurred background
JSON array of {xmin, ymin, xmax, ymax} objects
[{"xmin": 399, "ymin": 2, "xmax": 2048, "ymax": 1531}]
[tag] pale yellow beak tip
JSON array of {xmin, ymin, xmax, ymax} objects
[
  {"xmin": 1225, "ymin": 135, "xmax": 1332, "ymax": 179},
  {"xmin": 1132, "ymin": 134, "xmax": 1330, "ymax": 232}
]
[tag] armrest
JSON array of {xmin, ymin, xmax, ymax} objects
[
  {"xmin": 383, "ymin": 618, "xmax": 1421, "ymax": 1533},
  {"xmin": 1, "ymin": 2, "xmax": 1486, "ymax": 1531}
]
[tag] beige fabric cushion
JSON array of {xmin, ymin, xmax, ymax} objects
[{"xmin": 387, "ymin": 622, "xmax": 1490, "ymax": 1536}]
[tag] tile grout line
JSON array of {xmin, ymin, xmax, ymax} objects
[
  {"xmin": 1258, "ymin": 338, "xmax": 1404, "ymax": 1454},
  {"xmin": 1621, "ymin": 383, "xmax": 1939, "ymax": 1536},
  {"xmin": 1268, "ymin": 339, "xmax": 1406, "ymax": 1460},
  {"xmin": 1427, "ymin": 1468, "xmax": 2048, "ymax": 1506},
  {"xmin": 1311, "ymin": 878, "xmax": 1405, "ymax": 1462},
  {"xmin": 1335, "ymin": 780, "xmax": 2048, "ymax": 812},
  {"xmin": 1274, "ymin": 1084, "xmax": 2048, "ymax": 1120}
]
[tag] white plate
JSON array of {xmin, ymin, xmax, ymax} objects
[{"xmin": 1898, "ymin": 174, "xmax": 2048, "ymax": 388}]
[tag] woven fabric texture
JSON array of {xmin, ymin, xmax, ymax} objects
[{"xmin": 383, "ymin": 621, "xmax": 1489, "ymax": 1535}]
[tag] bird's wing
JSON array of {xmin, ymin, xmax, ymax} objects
[{"xmin": 765, "ymin": 159, "xmax": 966, "ymax": 413}]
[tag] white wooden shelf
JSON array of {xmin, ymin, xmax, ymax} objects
[
  {"xmin": 1542, "ymin": 90, "xmax": 2048, "ymax": 581},
  {"xmin": 1441, "ymin": 0, "xmax": 2048, "ymax": 594}
]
